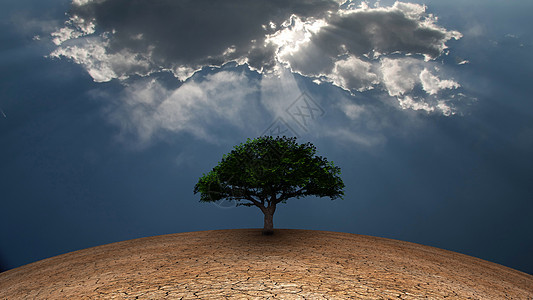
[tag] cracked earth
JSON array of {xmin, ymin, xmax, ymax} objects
[{"xmin": 1, "ymin": 229, "xmax": 532, "ymax": 299}]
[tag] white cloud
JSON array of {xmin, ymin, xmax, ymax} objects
[
  {"xmin": 106, "ymin": 70, "xmax": 260, "ymax": 145},
  {"xmin": 51, "ymin": 15, "xmax": 95, "ymax": 45},
  {"xmin": 391, "ymin": 2, "xmax": 427, "ymax": 19},
  {"xmin": 341, "ymin": 102, "xmax": 366, "ymax": 120},
  {"xmin": 436, "ymin": 101, "xmax": 453, "ymax": 116},
  {"xmin": 51, "ymin": 27, "xmax": 83, "ymax": 45},
  {"xmin": 327, "ymin": 56, "xmax": 379, "ymax": 92},
  {"xmin": 72, "ymin": 0, "xmax": 106, "ymax": 6},
  {"xmin": 380, "ymin": 57, "xmax": 422, "ymax": 97},
  {"xmin": 396, "ymin": 95, "xmax": 455, "ymax": 116},
  {"xmin": 171, "ymin": 66, "xmax": 201, "ymax": 82},
  {"xmin": 378, "ymin": 58, "xmax": 460, "ymax": 115},
  {"xmin": 50, "ymin": 37, "xmax": 153, "ymax": 82},
  {"xmin": 397, "ymin": 96, "xmax": 435, "ymax": 114},
  {"xmin": 266, "ymin": 15, "xmax": 329, "ymax": 75},
  {"xmin": 72, "ymin": 0, "xmax": 89, "ymax": 5},
  {"xmin": 322, "ymin": 127, "xmax": 385, "ymax": 148},
  {"xmin": 267, "ymin": 15, "xmax": 327, "ymax": 60},
  {"xmin": 419, "ymin": 68, "xmax": 460, "ymax": 95}
]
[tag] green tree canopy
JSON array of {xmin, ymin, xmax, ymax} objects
[{"xmin": 193, "ymin": 136, "xmax": 344, "ymax": 235}]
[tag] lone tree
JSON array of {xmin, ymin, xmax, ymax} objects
[{"xmin": 193, "ymin": 136, "xmax": 345, "ymax": 235}]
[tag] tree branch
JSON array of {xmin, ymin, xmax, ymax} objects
[
  {"xmin": 276, "ymin": 186, "xmax": 307, "ymax": 204},
  {"xmin": 245, "ymin": 195, "xmax": 265, "ymax": 210}
]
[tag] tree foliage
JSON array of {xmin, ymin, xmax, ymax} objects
[{"xmin": 194, "ymin": 136, "xmax": 344, "ymax": 209}]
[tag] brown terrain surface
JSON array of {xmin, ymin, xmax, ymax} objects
[{"xmin": 0, "ymin": 228, "xmax": 532, "ymax": 299}]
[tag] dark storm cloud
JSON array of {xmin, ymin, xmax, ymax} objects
[
  {"xmin": 51, "ymin": 1, "xmax": 459, "ymax": 83},
  {"xmin": 282, "ymin": 3, "xmax": 458, "ymax": 76},
  {"xmin": 332, "ymin": 8, "xmax": 447, "ymax": 57},
  {"xmin": 55, "ymin": 0, "xmax": 339, "ymax": 79}
]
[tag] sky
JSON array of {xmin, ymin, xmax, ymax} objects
[{"xmin": 1, "ymin": 0, "xmax": 532, "ymax": 275}]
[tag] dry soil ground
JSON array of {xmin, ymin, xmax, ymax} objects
[{"xmin": 0, "ymin": 229, "xmax": 532, "ymax": 299}]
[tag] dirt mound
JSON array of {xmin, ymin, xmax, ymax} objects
[{"xmin": 1, "ymin": 229, "xmax": 532, "ymax": 299}]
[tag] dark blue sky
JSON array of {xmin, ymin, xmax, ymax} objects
[{"xmin": 1, "ymin": 0, "xmax": 532, "ymax": 275}]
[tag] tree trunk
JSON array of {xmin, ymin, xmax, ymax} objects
[{"xmin": 262, "ymin": 206, "xmax": 275, "ymax": 235}]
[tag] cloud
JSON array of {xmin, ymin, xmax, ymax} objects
[
  {"xmin": 380, "ymin": 57, "xmax": 422, "ymax": 97},
  {"xmin": 51, "ymin": 37, "xmax": 153, "ymax": 82},
  {"xmin": 51, "ymin": 15, "xmax": 95, "ymax": 45},
  {"xmin": 322, "ymin": 127, "xmax": 385, "ymax": 148},
  {"xmin": 105, "ymin": 69, "xmax": 261, "ymax": 145},
  {"xmin": 381, "ymin": 58, "xmax": 461, "ymax": 97},
  {"xmin": 273, "ymin": 1, "xmax": 461, "ymax": 72},
  {"xmin": 50, "ymin": 0, "xmax": 469, "ymax": 144},
  {"xmin": 325, "ymin": 56, "xmax": 380, "ymax": 92},
  {"xmin": 53, "ymin": 0, "xmax": 340, "ymax": 79},
  {"xmin": 379, "ymin": 57, "xmax": 461, "ymax": 115},
  {"xmin": 101, "ymin": 65, "xmax": 391, "ymax": 149},
  {"xmin": 51, "ymin": 0, "xmax": 460, "ymax": 79},
  {"xmin": 419, "ymin": 68, "xmax": 460, "ymax": 95}
]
